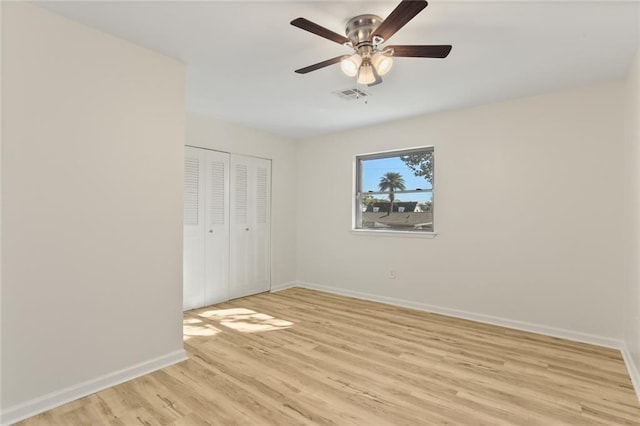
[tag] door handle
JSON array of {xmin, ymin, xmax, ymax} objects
[
  {"xmin": 245, "ymin": 227, "xmax": 250, "ymax": 231},
  {"xmin": 209, "ymin": 230, "xmax": 213, "ymax": 233}
]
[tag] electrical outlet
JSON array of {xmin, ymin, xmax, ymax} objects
[{"xmin": 388, "ymin": 270, "xmax": 396, "ymax": 279}]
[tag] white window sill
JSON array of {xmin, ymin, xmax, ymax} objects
[{"xmin": 350, "ymin": 229, "xmax": 438, "ymax": 239}]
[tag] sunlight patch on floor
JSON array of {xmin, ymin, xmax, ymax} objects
[
  {"xmin": 198, "ymin": 308, "xmax": 293, "ymax": 333},
  {"xmin": 183, "ymin": 318, "xmax": 221, "ymax": 340}
]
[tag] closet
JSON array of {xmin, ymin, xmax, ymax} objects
[{"xmin": 183, "ymin": 146, "xmax": 271, "ymax": 311}]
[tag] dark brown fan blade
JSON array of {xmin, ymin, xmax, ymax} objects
[
  {"xmin": 291, "ymin": 18, "xmax": 350, "ymax": 45},
  {"xmin": 373, "ymin": 0, "xmax": 428, "ymax": 43},
  {"xmin": 295, "ymin": 56, "xmax": 346, "ymax": 74},
  {"xmin": 388, "ymin": 45, "xmax": 452, "ymax": 58}
]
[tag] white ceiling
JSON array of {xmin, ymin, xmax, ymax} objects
[{"xmin": 35, "ymin": 1, "xmax": 639, "ymax": 139}]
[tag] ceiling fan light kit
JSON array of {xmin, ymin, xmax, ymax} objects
[
  {"xmin": 341, "ymin": 53, "xmax": 362, "ymax": 77},
  {"xmin": 371, "ymin": 51, "xmax": 394, "ymax": 76},
  {"xmin": 291, "ymin": 0, "xmax": 452, "ymax": 88},
  {"xmin": 357, "ymin": 62, "xmax": 376, "ymax": 85}
]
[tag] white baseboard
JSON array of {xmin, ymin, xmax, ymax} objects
[
  {"xmin": 270, "ymin": 281, "xmax": 297, "ymax": 293},
  {"xmin": 295, "ymin": 281, "xmax": 623, "ymax": 349},
  {"xmin": 621, "ymin": 344, "xmax": 640, "ymax": 403},
  {"xmin": 1, "ymin": 349, "xmax": 187, "ymax": 426}
]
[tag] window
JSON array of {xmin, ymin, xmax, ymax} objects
[{"xmin": 354, "ymin": 147, "xmax": 434, "ymax": 233}]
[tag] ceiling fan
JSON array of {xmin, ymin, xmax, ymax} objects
[{"xmin": 291, "ymin": 0, "xmax": 452, "ymax": 86}]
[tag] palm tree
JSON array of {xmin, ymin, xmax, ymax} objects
[{"xmin": 378, "ymin": 172, "xmax": 406, "ymax": 214}]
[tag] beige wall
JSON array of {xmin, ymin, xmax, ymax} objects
[
  {"xmin": 187, "ymin": 114, "xmax": 298, "ymax": 288},
  {"xmin": 625, "ymin": 46, "xmax": 640, "ymax": 382},
  {"xmin": 296, "ymin": 81, "xmax": 626, "ymax": 342},
  {"xmin": 1, "ymin": 2, "xmax": 186, "ymax": 417}
]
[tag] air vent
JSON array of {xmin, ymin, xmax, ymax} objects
[{"xmin": 333, "ymin": 88, "xmax": 369, "ymax": 101}]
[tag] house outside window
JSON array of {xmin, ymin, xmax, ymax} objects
[{"xmin": 354, "ymin": 147, "xmax": 434, "ymax": 233}]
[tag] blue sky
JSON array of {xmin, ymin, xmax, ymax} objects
[{"xmin": 362, "ymin": 157, "xmax": 433, "ymax": 192}]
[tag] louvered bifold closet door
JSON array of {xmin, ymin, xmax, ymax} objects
[
  {"xmin": 183, "ymin": 147, "xmax": 206, "ymax": 310},
  {"xmin": 252, "ymin": 159, "xmax": 271, "ymax": 294},
  {"xmin": 204, "ymin": 150, "xmax": 230, "ymax": 305},
  {"xmin": 229, "ymin": 155, "xmax": 271, "ymax": 300},
  {"xmin": 230, "ymin": 156, "xmax": 252, "ymax": 299}
]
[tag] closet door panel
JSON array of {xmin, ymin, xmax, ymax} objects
[
  {"xmin": 229, "ymin": 155, "xmax": 271, "ymax": 300},
  {"xmin": 204, "ymin": 150, "xmax": 230, "ymax": 305},
  {"xmin": 252, "ymin": 159, "xmax": 271, "ymax": 293},
  {"xmin": 183, "ymin": 147, "xmax": 206, "ymax": 310},
  {"xmin": 229, "ymin": 157, "xmax": 252, "ymax": 299}
]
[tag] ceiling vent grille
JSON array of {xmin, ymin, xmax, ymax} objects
[{"xmin": 333, "ymin": 88, "xmax": 369, "ymax": 101}]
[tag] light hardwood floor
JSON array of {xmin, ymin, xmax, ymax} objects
[{"xmin": 19, "ymin": 288, "xmax": 640, "ymax": 425}]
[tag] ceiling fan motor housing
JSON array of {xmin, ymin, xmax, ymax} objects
[{"xmin": 346, "ymin": 14, "xmax": 384, "ymax": 52}]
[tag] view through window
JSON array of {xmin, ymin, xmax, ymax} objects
[{"xmin": 355, "ymin": 147, "xmax": 434, "ymax": 232}]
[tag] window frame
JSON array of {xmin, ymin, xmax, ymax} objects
[{"xmin": 352, "ymin": 146, "xmax": 437, "ymax": 237}]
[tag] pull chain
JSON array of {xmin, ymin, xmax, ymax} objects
[{"xmin": 355, "ymin": 75, "xmax": 368, "ymax": 105}]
